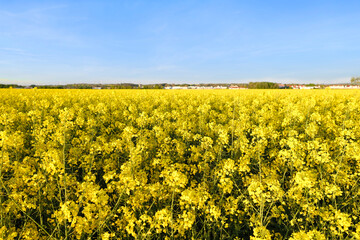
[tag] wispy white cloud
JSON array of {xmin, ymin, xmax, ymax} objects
[
  {"xmin": 0, "ymin": 4, "xmax": 68, "ymax": 20},
  {"xmin": 0, "ymin": 48, "xmax": 24, "ymax": 53},
  {"xmin": 0, "ymin": 4, "xmax": 82, "ymax": 45},
  {"xmin": 0, "ymin": 47, "xmax": 31, "ymax": 56},
  {"xmin": 0, "ymin": 47, "xmax": 50, "ymax": 60}
]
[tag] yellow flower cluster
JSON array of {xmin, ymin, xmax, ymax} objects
[{"xmin": 1, "ymin": 89, "xmax": 360, "ymax": 239}]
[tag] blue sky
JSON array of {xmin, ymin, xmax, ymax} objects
[{"xmin": 1, "ymin": 0, "xmax": 360, "ymax": 85}]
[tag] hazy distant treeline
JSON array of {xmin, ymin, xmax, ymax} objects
[
  {"xmin": 1, "ymin": 82, "xmax": 295, "ymax": 89},
  {"xmin": 0, "ymin": 84, "xmax": 23, "ymax": 88},
  {"xmin": 248, "ymin": 82, "xmax": 281, "ymax": 89},
  {"xmin": 1, "ymin": 83, "xmax": 166, "ymax": 89}
]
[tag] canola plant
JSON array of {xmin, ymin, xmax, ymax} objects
[{"xmin": 1, "ymin": 89, "xmax": 360, "ymax": 239}]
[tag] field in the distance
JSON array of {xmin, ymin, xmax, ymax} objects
[{"xmin": 1, "ymin": 89, "xmax": 360, "ymax": 239}]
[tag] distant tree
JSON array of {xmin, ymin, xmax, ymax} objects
[
  {"xmin": 351, "ymin": 76, "xmax": 360, "ymax": 85},
  {"xmin": 154, "ymin": 84, "xmax": 165, "ymax": 89},
  {"xmin": 248, "ymin": 82, "xmax": 279, "ymax": 89},
  {"xmin": 0, "ymin": 84, "xmax": 22, "ymax": 88}
]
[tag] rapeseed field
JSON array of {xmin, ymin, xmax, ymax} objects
[{"xmin": 1, "ymin": 89, "xmax": 360, "ymax": 239}]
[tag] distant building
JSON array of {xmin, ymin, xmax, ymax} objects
[
  {"xmin": 289, "ymin": 85, "xmax": 315, "ymax": 89},
  {"xmin": 165, "ymin": 86, "xmax": 188, "ymax": 89},
  {"xmin": 329, "ymin": 84, "xmax": 360, "ymax": 89},
  {"xmin": 197, "ymin": 86, "xmax": 214, "ymax": 89},
  {"xmin": 229, "ymin": 85, "xmax": 247, "ymax": 89},
  {"xmin": 299, "ymin": 86, "xmax": 314, "ymax": 89}
]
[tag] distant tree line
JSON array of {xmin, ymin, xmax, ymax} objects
[
  {"xmin": 248, "ymin": 82, "xmax": 279, "ymax": 89},
  {"xmin": 142, "ymin": 84, "xmax": 165, "ymax": 89},
  {"xmin": 0, "ymin": 83, "xmax": 166, "ymax": 89},
  {"xmin": 0, "ymin": 82, "xmax": 333, "ymax": 89},
  {"xmin": 0, "ymin": 84, "xmax": 23, "ymax": 88}
]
